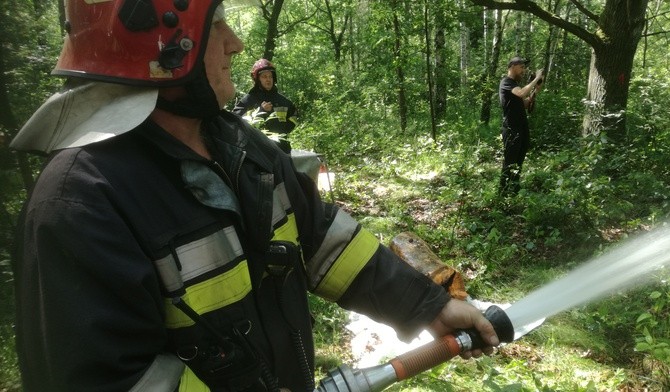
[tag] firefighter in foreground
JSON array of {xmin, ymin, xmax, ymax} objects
[{"xmin": 11, "ymin": 1, "xmax": 499, "ymax": 391}]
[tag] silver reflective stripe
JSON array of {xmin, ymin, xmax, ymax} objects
[
  {"xmin": 128, "ymin": 353, "xmax": 184, "ymax": 392},
  {"xmin": 154, "ymin": 227, "xmax": 244, "ymax": 291},
  {"xmin": 272, "ymin": 182, "xmax": 291, "ymax": 227},
  {"xmin": 305, "ymin": 209, "xmax": 358, "ymax": 289},
  {"xmin": 154, "ymin": 253, "xmax": 184, "ymax": 293}
]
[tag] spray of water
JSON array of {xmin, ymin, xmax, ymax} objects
[{"xmin": 505, "ymin": 224, "xmax": 670, "ymax": 335}]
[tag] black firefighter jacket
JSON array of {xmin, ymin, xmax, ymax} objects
[
  {"xmin": 232, "ymin": 86, "xmax": 297, "ymax": 135},
  {"xmin": 13, "ymin": 111, "xmax": 449, "ymax": 392}
]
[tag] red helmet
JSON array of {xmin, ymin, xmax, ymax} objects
[
  {"xmin": 53, "ymin": 0, "xmax": 224, "ymax": 87},
  {"xmin": 250, "ymin": 58, "xmax": 276, "ymax": 82}
]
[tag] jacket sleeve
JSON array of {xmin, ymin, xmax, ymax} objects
[
  {"xmin": 277, "ymin": 97, "xmax": 297, "ymax": 134},
  {"xmin": 281, "ymin": 99, "xmax": 298, "ymax": 133},
  {"xmin": 291, "ymin": 171, "xmax": 449, "ymax": 342},
  {"xmin": 232, "ymin": 94, "xmax": 255, "ymax": 117},
  {"xmin": 14, "ymin": 163, "xmax": 183, "ymax": 391},
  {"xmin": 337, "ymin": 244, "xmax": 449, "ymax": 341}
]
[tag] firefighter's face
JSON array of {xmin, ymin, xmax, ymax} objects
[
  {"xmin": 259, "ymin": 71, "xmax": 274, "ymax": 91},
  {"xmin": 204, "ymin": 13, "xmax": 244, "ymax": 107}
]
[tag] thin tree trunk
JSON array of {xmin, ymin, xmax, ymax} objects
[
  {"xmin": 480, "ymin": 9, "xmax": 503, "ymax": 124},
  {"xmin": 540, "ymin": 0, "xmax": 563, "ymax": 83},
  {"xmin": 433, "ymin": 4, "xmax": 447, "ymax": 119},
  {"xmin": 459, "ymin": 0, "xmax": 470, "ymax": 88},
  {"xmin": 348, "ymin": 8, "xmax": 356, "ymax": 73},
  {"xmin": 392, "ymin": 5, "xmax": 407, "ymax": 132},
  {"xmin": 524, "ymin": 13, "xmax": 533, "ymax": 58},
  {"xmin": 423, "ymin": 0, "xmax": 436, "ymax": 140}
]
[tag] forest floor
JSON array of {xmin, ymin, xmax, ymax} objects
[{"xmin": 310, "ymin": 167, "xmax": 670, "ymax": 392}]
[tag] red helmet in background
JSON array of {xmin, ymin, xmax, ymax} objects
[
  {"xmin": 250, "ymin": 58, "xmax": 277, "ymax": 83},
  {"xmin": 53, "ymin": 0, "xmax": 224, "ymax": 87}
]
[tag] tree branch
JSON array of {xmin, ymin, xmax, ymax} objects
[
  {"xmin": 259, "ymin": 0, "xmax": 272, "ymax": 20},
  {"xmin": 644, "ymin": 9, "xmax": 670, "ymax": 24},
  {"xmin": 469, "ymin": 0, "xmax": 602, "ymax": 48},
  {"xmin": 568, "ymin": 0, "xmax": 599, "ymax": 23},
  {"xmin": 642, "ymin": 30, "xmax": 670, "ymax": 38}
]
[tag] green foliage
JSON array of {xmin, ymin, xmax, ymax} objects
[
  {"xmin": 1, "ymin": 1, "xmax": 63, "ymax": 130},
  {"xmin": 634, "ymin": 276, "xmax": 670, "ymax": 367}
]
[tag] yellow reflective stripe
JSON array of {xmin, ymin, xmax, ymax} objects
[
  {"xmin": 272, "ymin": 212, "xmax": 299, "ymax": 244},
  {"xmin": 179, "ymin": 366, "xmax": 210, "ymax": 392},
  {"xmin": 314, "ymin": 228, "xmax": 379, "ymax": 301},
  {"xmin": 165, "ymin": 261, "xmax": 252, "ymax": 328}
]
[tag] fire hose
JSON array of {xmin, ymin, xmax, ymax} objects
[{"xmin": 315, "ymin": 305, "xmax": 515, "ymax": 392}]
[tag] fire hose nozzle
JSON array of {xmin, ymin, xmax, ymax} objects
[{"xmin": 315, "ymin": 305, "xmax": 515, "ymax": 392}]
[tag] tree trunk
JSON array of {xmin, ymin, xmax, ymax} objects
[
  {"xmin": 322, "ymin": 0, "xmax": 350, "ymax": 63},
  {"xmin": 433, "ymin": 5, "xmax": 447, "ymax": 119},
  {"xmin": 480, "ymin": 8, "xmax": 503, "ymax": 124},
  {"xmin": 524, "ymin": 13, "xmax": 533, "ymax": 58},
  {"xmin": 348, "ymin": 9, "xmax": 357, "ymax": 73},
  {"xmin": 582, "ymin": 0, "xmax": 648, "ymax": 141},
  {"xmin": 554, "ymin": 3, "xmax": 573, "ymax": 91},
  {"xmin": 423, "ymin": 0, "xmax": 437, "ymax": 140},
  {"xmin": 458, "ymin": 0, "xmax": 470, "ymax": 88},
  {"xmin": 537, "ymin": 0, "xmax": 562, "ymax": 87},
  {"xmin": 392, "ymin": 5, "xmax": 407, "ymax": 132},
  {"xmin": 262, "ymin": 0, "xmax": 285, "ymax": 60}
]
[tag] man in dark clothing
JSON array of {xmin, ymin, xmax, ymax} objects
[
  {"xmin": 498, "ymin": 56, "xmax": 544, "ymax": 196},
  {"xmin": 233, "ymin": 59, "xmax": 297, "ymax": 153},
  {"xmin": 10, "ymin": 1, "xmax": 499, "ymax": 391}
]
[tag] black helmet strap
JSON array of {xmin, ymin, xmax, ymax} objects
[{"xmin": 156, "ymin": 67, "xmax": 221, "ymax": 119}]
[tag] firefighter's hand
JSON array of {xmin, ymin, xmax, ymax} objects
[
  {"xmin": 428, "ymin": 299, "xmax": 500, "ymax": 359},
  {"xmin": 261, "ymin": 101, "xmax": 273, "ymax": 112}
]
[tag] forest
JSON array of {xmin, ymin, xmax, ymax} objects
[{"xmin": 1, "ymin": 0, "xmax": 670, "ymax": 391}]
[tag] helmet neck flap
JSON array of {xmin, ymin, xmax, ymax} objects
[{"xmin": 156, "ymin": 68, "xmax": 221, "ymax": 119}]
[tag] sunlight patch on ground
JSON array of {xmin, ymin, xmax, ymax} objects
[
  {"xmin": 407, "ymin": 171, "xmax": 439, "ymax": 182},
  {"xmin": 346, "ymin": 311, "xmax": 435, "ymax": 368}
]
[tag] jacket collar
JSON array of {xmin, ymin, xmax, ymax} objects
[{"xmin": 137, "ymin": 110, "xmax": 278, "ymax": 175}]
